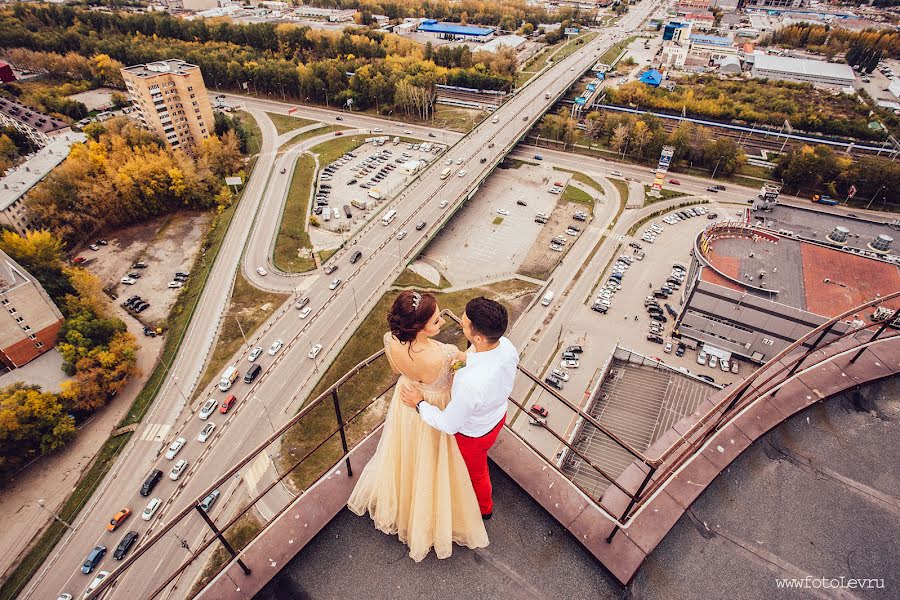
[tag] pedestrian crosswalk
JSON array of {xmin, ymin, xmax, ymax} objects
[{"xmin": 139, "ymin": 423, "xmax": 172, "ymax": 442}]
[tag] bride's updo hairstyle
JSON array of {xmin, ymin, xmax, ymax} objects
[{"xmin": 388, "ymin": 290, "xmax": 437, "ymax": 344}]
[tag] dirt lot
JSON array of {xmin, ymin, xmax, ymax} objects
[
  {"xmin": 517, "ymin": 185, "xmax": 594, "ymax": 281},
  {"xmin": 80, "ymin": 211, "xmax": 212, "ymax": 326}
]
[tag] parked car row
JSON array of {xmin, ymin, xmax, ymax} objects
[
  {"xmin": 559, "ymin": 344, "xmax": 582, "ymax": 370},
  {"xmin": 592, "ymin": 254, "xmax": 633, "ymax": 314},
  {"xmin": 121, "ymin": 295, "xmax": 150, "ymax": 313}
]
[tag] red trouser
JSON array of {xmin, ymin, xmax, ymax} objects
[{"xmin": 455, "ymin": 415, "xmax": 505, "ymax": 516}]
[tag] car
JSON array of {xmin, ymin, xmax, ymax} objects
[
  {"xmin": 197, "ymin": 422, "xmax": 215, "ymax": 442},
  {"xmin": 550, "ymin": 368, "xmax": 569, "ymax": 381},
  {"xmin": 707, "ymin": 212, "xmax": 718, "ymax": 219},
  {"xmin": 199, "ymin": 398, "xmax": 218, "ymax": 420},
  {"xmin": 445, "ymin": 159, "xmax": 453, "ymax": 165},
  {"xmin": 165, "ymin": 437, "xmax": 186, "ymax": 460},
  {"xmin": 298, "ymin": 306, "xmax": 312, "ymax": 319},
  {"xmin": 169, "ymin": 458, "xmax": 188, "ymax": 481},
  {"xmin": 454, "ymin": 158, "xmax": 463, "ymax": 165},
  {"xmin": 219, "ymin": 394, "xmax": 237, "ymax": 414},
  {"xmin": 664, "ymin": 342, "xmax": 673, "ymax": 354},
  {"xmin": 81, "ymin": 546, "xmax": 106, "ymax": 574},
  {"xmin": 697, "ymin": 350, "xmax": 707, "ymax": 365},
  {"xmin": 428, "ymin": 132, "xmax": 436, "ymax": 138},
  {"xmin": 121, "ymin": 277, "xmax": 136, "ymax": 285},
  {"xmin": 308, "ymin": 344, "xmax": 322, "ymax": 359},
  {"xmin": 200, "ymin": 489, "xmax": 220, "ymax": 512},
  {"xmin": 647, "ymin": 334, "xmax": 664, "ymax": 344},
  {"xmin": 89, "ymin": 244, "xmax": 100, "ymax": 251},
  {"xmin": 530, "ymin": 404, "xmax": 549, "ymax": 418},
  {"xmin": 347, "ymin": 178, "xmax": 357, "ymax": 185},
  {"xmin": 373, "ymin": 128, "xmax": 382, "ymax": 132},
  {"xmin": 720, "ymin": 358, "xmax": 730, "ymax": 372},
  {"xmin": 544, "ymin": 376, "xmax": 563, "ymax": 390},
  {"xmin": 335, "ymin": 116, "xmax": 344, "ymax": 121},
  {"xmin": 141, "ymin": 498, "xmax": 162, "ymax": 521},
  {"xmin": 84, "ymin": 571, "xmax": 110, "ymax": 597},
  {"xmin": 97, "ymin": 240, "xmax": 108, "ymax": 246},
  {"xmin": 350, "ymin": 250, "xmax": 363, "ymax": 264},
  {"xmin": 329, "ymin": 278, "xmax": 341, "ymax": 290},
  {"xmin": 294, "ymin": 296, "xmax": 310, "ymax": 311},
  {"xmin": 668, "ymin": 179, "xmax": 681, "ymax": 185},
  {"xmin": 415, "ymin": 221, "xmax": 426, "ymax": 231},
  {"xmin": 324, "ymin": 264, "xmax": 337, "ymax": 275},
  {"xmin": 396, "ymin": 230, "xmax": 407, "ymax": 240},
  {"xmin": 709, "ymin": 355, "xmax": 718, "ymax": 369},
  {"xmin": 706, "ymin": 186, "xmax": 719, "ymax": 193},
  {"xmin": 404, "ymin": 129, "xmax": 413, "ymax": 134},
  {"xmin": 457, "ymin": 169, "xmax": 467, "ymax": 177},
  {"xmin": 561, "ymin": 359, "xmax": 579, "ymax": 368},
  {"xmin": 713, "ymin": 184, "xmax": 726, "ymax": 191},
  {"xmin": 697, "ymin": 374, "xmax": 715, "ymax": 383},
  {"xmin": 268, "ymin": 339, "xmax": 284, "ymax": 355},
  {"xmin": 247, "ymin": 346, "xmax": 263, "ymax": 362},
  {"xmin": 439, "ymin": 200, "xmax": 449, "ymax": 208},
  {"xmin": 256, "ymin": 267, "xmax": 267, "ymax": 276},
  {"xmin": 562, "ymin": 351, "xmax": 578, "ymax": 360},
  {"xmin": 523, "ymin": 115, "xmax": 529, "ymax": 121},
  {"xmin": 107, "ymin": 508, "xmax": 131, "ymax": 532},
  {"xmin": 730, "ymin": 361, "xmax": 739, "ymax": 374},
  {"xmin": 497, "ymin": 208, "xmax": 510, "ymax": 216},
  {"xmin": 675, "ymin": 343, "xmax": 686, "ymax": 357},
  {"xmin": 280, "ymin": 168, "xmax": 286, "ymax": 174},
  {"xmin": 139, "ymin": 469, "xmax": 162, "ymax": 497},
  {"xmin": 534, "ymin": 155, "xmax": 543, "ymax": 160},
  {"xmin": 168, "ymin": 281, "xmax": 183, "ymax": 289},
  {"xmin": 566, "ymin": 345, "xmax": 583, "ymax": 354},
  {"xmin": 113, "ymin": 531, "xmax": 138, "ymax": 560},
  {"xmin": 611, "ymin": 170, "xmax": 622, "ymax": 177},
  {"xmin": 516, "ymin": 200, "xmax": 527, "ymax": 206}
]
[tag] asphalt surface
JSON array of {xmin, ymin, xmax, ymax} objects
[{"xmin": 26, "ymin": 4, "xmax": 666, "ymax": 599}]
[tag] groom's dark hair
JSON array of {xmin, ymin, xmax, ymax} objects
[{"xmin": 465, "ymin": 297, "xmax": 507, "ymax": 343}]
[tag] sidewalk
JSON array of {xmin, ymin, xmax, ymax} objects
[{"xmin": 0, "ymin": 304, "xmax": 163, "ymax": 580}]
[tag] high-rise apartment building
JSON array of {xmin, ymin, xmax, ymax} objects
[{"xmin": 121, "ymin": 59, "xmax": 215, "ymax": 152}]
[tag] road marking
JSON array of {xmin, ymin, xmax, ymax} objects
[
  {"xmin": 140, "ymin": 423, "xmax": 171, "ymax": 442},
  {"xmin": 244, "ymin": 452, "xmax": 270, "ymax": 496}
]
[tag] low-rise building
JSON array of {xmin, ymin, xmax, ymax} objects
[
  {"xmin": 0, "ymin": 97, "xmax": 72, "ymax": 148},
  {"xmin": 479, "ymin": 35, "xmax": 527, "ymax": 54},
  {"xmin": 688, "ymin": 33, "xmax": 738, "ymax": 65},
  {"xmin": 0, "ymin": 62, "xmax": 16, "ymax": 84},
  {"xmin": 416, "ymin": 20, "xmax": 495, "ymax": 41},
  {"xmin": 0, "ymin": 249, "xmax": 65, "ymax": 369},
  {"xmin": 0, "ymin": 134, "xmax": 87, "ymax": 236},
  {"xmin": 751, "ymin": 54, "xmax": 855, "ymax": 87}
]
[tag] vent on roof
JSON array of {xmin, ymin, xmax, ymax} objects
[
  {"xmin": 827, "ymin": 225, "xmax": 849, "ymax": 244},
  {"xmin": 870, "ymin": 234, "xmax": 893, "ymax": 254}
]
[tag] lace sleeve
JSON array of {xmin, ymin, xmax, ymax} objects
[
  {"xmin": 383, "ymin": 332, "xmax": 400, "ymax": 374},
  {"xmin": 442, "ymin": 342, "xmax": 462, "ymax": 368}
]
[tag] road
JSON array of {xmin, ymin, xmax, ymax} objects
[{"xmin": 28, "ymin": 2, "xmax": 667, "ymax": 598}]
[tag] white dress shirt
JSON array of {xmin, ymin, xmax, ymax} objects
[{"xmin": 418, "ymin": 336, "xmax": 519, "ymax": 437}]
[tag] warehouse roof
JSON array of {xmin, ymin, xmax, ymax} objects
[
  {"xmin": 480, "ymin": 35, "xmax": 526, "ymax": 53},
  {"xmin": 688, "ymin": 34, "xmax": 732, "ymax": 47},
  {"xmin": 753, "ymin": 54, "xmax": 855, "ymax": 81},
  {"xmin": 417, "ymin": 20, "xmax": 494, "ymax": 36}
]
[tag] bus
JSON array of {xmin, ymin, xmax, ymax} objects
[
  {"xmin": 381, "ymin": 209, "xmax": 397, "ymax": 226},
  {"xmin": 440, "ymin": 167, "xmax": 452, "ymax": 180},
  {"xmin": 351, "ymin": 199, "xmax": 367, "ymax": 210}
]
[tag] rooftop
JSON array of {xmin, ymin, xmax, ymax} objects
[
  {"xmin": 0, "ymin": 249, "xmax": 32, "ymax": 293},
  {"xmin": 0, "ymin": 134, "xmax": 87, "ymax": 211},
  {"xmin": 0, "ymin": 97, "xmax": 70, "ymax": 134},
  {"xmin": 480, "ymin": 35, "xmax": 527, "ymax": 53},
  {"xmin": 417, "ymin": 20, "xmax": 495, "ymax": 36},
  {"xmin": 688, "ymin": 33, "xmax": 732, "ymax": 46},
  {"xmin": 122, "ymin": 59, "xmax": 201, "ymax": 78},
  {"xmin": 752, "ymin": 54, "xmax": 855, "ymax": 81},
  {"xmin": 701, "ymin": 228, "xmax": 900, "ymax": 318}
]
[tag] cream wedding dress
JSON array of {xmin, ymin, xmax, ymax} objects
[{"xmin": 347, "ymin": 333, "xmax": 489, "ymax": 561}]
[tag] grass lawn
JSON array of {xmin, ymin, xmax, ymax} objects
[
  {"xmin": 188, "ymin": 511, "xmax": 262, "ymax": 597},
  {"xmin": 273, "ymin": 153, "xmax": 317, "ymax": 273},
  {"xmin": 318, "ymin": 248, "xmax": 338, "ymax": 263},
  {"xmin": 234, "ymin": 110, "xmax": 262, "ymax": 156},
  {"xmin": 312, "ymin": 134, "xmax": 369, "ymax": 165},
  {"xmin": 599, "ymin": 36, "xmax": 637, "ymax": 66},
  {"xmin": 610, "ymin": 179, "xmax": 630, "ymax": 206},
  {"xmin": 394, "ymin": 268, "xmax": 450, "ymax": 289},
  {"xmin": 278, "ymin": 280, "xmax": 539, "ymax": 490},
  {"xmin": 194, "ymin": 272, "xmax": 288, "ymax": 395},
  {"xmin": 554, "ymin": 32, "xmax": 599, "ymax": 62},
  {"xmin": 643, "ymin": 185, "xmax": 688, "ymax": 203},
  {"xmin": 500, "ymin": 158, "xmax": 536, "ymax": 169},
  {"xmin": 554, "ymin": 167, "xmax": 605, "ymax": 195},
  {"xmin": 431, "ymin": 105, "xmax": 487, "ymax": 133},
  {"xmin": 278, "ymin": 124, "xmax": 351, "ymax": 152},
  {"xmin": 561, "ymin": 184, "xmax": 595, "ymax": 211},
  {"xmin": 267, "ymin": 112, "xmax": 318, "ymax": 135}
]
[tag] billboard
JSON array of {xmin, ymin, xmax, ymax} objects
[
  {"xmin": 575, "ymin": 97, "xmax": 587, "ymax": 105},
  {"xmin": 564, "ymin": 27, "xmax": 580, "ymax": 35},
  {"xmin": 586, "ymin": 83, "xmax": 596, "ymax": 92}
]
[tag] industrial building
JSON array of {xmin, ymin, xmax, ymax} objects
[
  {"xmin": 0, "ymin": 134, "xmax": 87, "ymax": 235},
  {"xmin": 121, "ymin": 59, "xmax": 215, "ymax": 152},
  {"xmin": 0, "ymin": 62, "xmax": 15, "ymax": 84},
  {"xmin": 416, "ymin": 20, "xmax": 495, "ymax": 41},
  {"xmin": 675, "ymin": 210, "xmax": 900, "ymax": 364},
  {"xmin": 751, "ymin": 54, "xmax": 855, "ymax": 87},
  {"xmin": 0, "ymin": 97, "xmax": 72, "ymax": 148},
  {"xmin": 480, "ymin": 35, "xmax": 527, "ymax": 53},
  {"xmin": 0, "ymin": 249, "xmax": 64, "ymax": 369}
]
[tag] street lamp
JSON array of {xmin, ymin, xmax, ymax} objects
[{"xmin": 36, "ymin": 499, "xmax": 73, "ymax": 530}]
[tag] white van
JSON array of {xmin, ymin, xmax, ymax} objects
[
  {"xmin": 491, "ymin": 116, "xmax": 499, "ymax": 124},
  {"xmin": 381, "ymin": 209, "xmax": 397, "ymax": 226},
  {"xmin": 218, "ymin": 366, "xmax": 238, "ymax": 391},
  {"xmin": 440, "ymin": 167, "xmax": 452, "ymax": 180},
  {"xmin": 541, "ymin": 291, "xmax": 554, "ymax": 306}
]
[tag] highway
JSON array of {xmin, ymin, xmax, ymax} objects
[{"xmin": 28, "ymin": 2, "xmax": 667, "ymax": 598}]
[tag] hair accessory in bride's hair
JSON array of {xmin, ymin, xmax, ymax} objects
[{"xmin": 411, "ymin": 292, "xmax": 421, "ymax": 310}]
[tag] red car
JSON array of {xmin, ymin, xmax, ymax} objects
[
  {"xmin": 668, "ymin": 179, "xmax": 681, "ymax": 185},
  {"xmin": 553, "ymin": 181, "xmax": 564, "ymax": 187},
  {"xmin": 72, "ymin": 256, "xmax": 86, "ymax": 265},
  {"xmin": 530, "ymin": 404, "xmax": 549, "ymax": 418},
  {"xmin": 220, "ymin": 394, "xmax": 237, "ymax": 414},
  {"xmin": 334, "ymin": 131, "xmax": 343, "ymax": 136}
]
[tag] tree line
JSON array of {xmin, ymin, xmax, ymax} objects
[
  {"xmin": 774, "ymin": 144, "xmax": 900, "ymax": 202},
  {"xmin": 0, "ymin": 231, "xmax": 139, "ymax": 480},
  {"xmin": 604, "ymin": 76, "xmax": 888, "ymax": 141},
  {"xmin": 25, "ymin": 117, "xmax": 243, "ymax": 244},
  {"xmin": 767, "ymin": 23, "xmax": 899, "ymax": 68}
]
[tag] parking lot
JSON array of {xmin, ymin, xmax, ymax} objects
[
  {"xmin": 81, "ymin": 211, "xmax": 211, "ymax": 326},
  {"xmin": 312, "ymin": 139, "xmax": 445, "ymax": 236},
  {"xmin": 424, "ymin": 164, "xmax": 595, "ymax": 286}
]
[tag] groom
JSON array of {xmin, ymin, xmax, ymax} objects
[{"xmin": 401, "ymin": 297, "xmax": 518, "ymax": 519}]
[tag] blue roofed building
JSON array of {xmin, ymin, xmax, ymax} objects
[
  {"xmin": 417, "ymin": 19, "xmax": 495, "ymax": 40},
  {"xmin": 640, "ymin": 69, "xmax": 663, "ymax": 86}
]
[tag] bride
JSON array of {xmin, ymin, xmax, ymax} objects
[{"xmin": 347, "ymin": 290, "xmax": 488, "ymax": 561}]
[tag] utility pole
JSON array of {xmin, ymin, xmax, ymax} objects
[
  {"xmin": 37, "ymin": 499, "xmax": 73, "ymax": 530},
  {"xmin": 235, "ymin": 316, "xmax": 249, "ymax": 348}
]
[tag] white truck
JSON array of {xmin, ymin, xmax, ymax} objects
[{"xmin": 367, "ymin": 189, "xmax": 382, "ymax": 200}]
